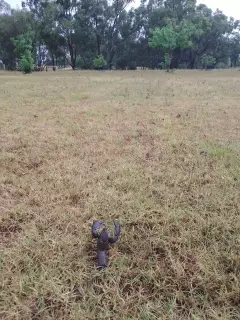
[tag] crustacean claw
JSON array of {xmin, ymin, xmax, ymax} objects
[{"xmin": 91, "ymin": 220, "xmax": 120, "ymax": 268}]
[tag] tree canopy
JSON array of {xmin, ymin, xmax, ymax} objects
[{"xmin": 0, "ymin": 0, "xmax": 239, "ymax": 70}]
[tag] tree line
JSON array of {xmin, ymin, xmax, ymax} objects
[{"xmin": 0, "ymin": 0, "xmax": 240, "ymax": 72}]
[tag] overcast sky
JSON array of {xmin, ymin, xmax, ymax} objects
[
  {"xmin": 6, "ymin": 0, "xmax": 240, "ymax": 20},
  {"xmin": 197, "ymin": 0, "xmax": 240, "ymax": 19}
]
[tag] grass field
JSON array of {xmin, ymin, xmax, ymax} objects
[{"xmin": 0, "ymin": 69, "xmax": 240, "ymax": 320}]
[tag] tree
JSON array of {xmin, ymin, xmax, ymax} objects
[
  {"xmin": 0, "ymin": 9, "xmax": 33, "ymax": 69},
  {"xmin": 230, "ymin": 32, "xmax": 240, "ymax": 67},
  {"xmin": 12, "ymin": 28, "xmax": 34, "ymax": 73},
  {"xmin": 149, "ymin": 20, "xmax": 195, "ymax": 70},
  {"xmin": 164, "ymin": 0, "xmax": 196, "ymax": 21},
  {"xmin": 186, "ymin": 5, "xmax": 238, "ymax": 68},
  {"xmin": 0, "ymin": 0, "xmax": 240, "ymax": 71},
  {"xmin": 38, "ymin": 2, "xmax": 65, "ymax": 67},
  {"xmin": 104, "ymin": 0, "xmax": 134, "ymax": 66},
  {"xmin": 200, "ymin": 54, "xmax": 216, "ymax": 69},
  {"xmin": 0, "ymin": 0, "xmax": 10, "ymax": 14},
  {"xmin": 149, "ymin": 24, "xmax": 176, "ymax": 70}
]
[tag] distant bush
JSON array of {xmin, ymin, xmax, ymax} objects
[
  {"xmin": 178, "ymin": 63, "xmax": 188, "ymax": 69},
  {"xmin": 19, "ymin": 51, "xmax": 34, "ymax": 74},
  {"xmin": 75, "ymin": 56, "xmax": 82, "ymax": 69},
  {"xmin": 128, "ymin": 61, "xmax": 137, "ymax": 70},
  {"xmin": 93, "ymin": 55, "xmax": 107, "ymax": 69},
  {"xmin": 215, "ymin": 62, "xmax": 228, "ymax": 69},
  {"xmin": 115, "ymin": 58, "xmax": 128, "ymax": 70},
  {"xmin": 12, "ymin": 29, "xmax": 34, "ymax": 74},
  {"xmin": 200, "ymin": 54, "xmax": 216, "ymax": 69},
  {"xmin": 76, "ymin": 55, "xmax": 95, "ymax": 69}
]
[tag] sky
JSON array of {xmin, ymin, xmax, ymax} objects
[
  {"xmin": 198, "ymin": 0, "xmax": 240, "ymax": 19},
  {"xmin": 6, "ymin": 0, "xmax": 240, "ymax": 20}
]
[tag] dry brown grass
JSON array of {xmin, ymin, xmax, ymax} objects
[{"xmin": 0, "ymin": 69, "xmax": 240, "ymax": 320}]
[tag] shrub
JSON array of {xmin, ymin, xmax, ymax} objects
[
  {"xmin": 215, "ymin": 62, "xmax": 228, "ymax": 69},
  {"xmin": 115, "ymin": 58, "xmax": 128, "ymax": 70},
  {"xmin": 178, "ymin": 63, "xmax": 188, "ymax": 69},
  {"xmin": 93, "ymin": 55, "xmax": 107, "ymax": 69},
  {"xmin": 200, "ymin": 54, "xmax": 216, "ymax": 69},
  {"xmin": 75, "ymin": 56, "xmax": 82, "ymax": 69},
  {"xmin": 12, "ymin": 29, "xmax": 34, "ymax": 74},
  {"xmin": 128, "ymin": 61, "xmax": 137, "ymax": 70},
  {"xmin": 19, "ymin": 51, "xmax": 34, "ymax": 74},
  {"xmin": 76, "ymin": 55, "xmax": 94, "ymax": 69},
  {"xmin": 159, "ymin": 54, "xmax": 171, "ymax": 71}
]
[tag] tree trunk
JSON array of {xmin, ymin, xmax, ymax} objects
[
  {"xmin": 95, "ymin": 0, "xmax": 101, "ymax": 56},
  {"xmin": 97, "ymin": 34, "xmax": 101, "ymax": 56},
  {"xmin": 38, "ymin": 44, "xmax": 41, "ymax": 67},
  {"xmin": 165, "ymin": 53, "xmax": 171, "ymax": 72},
  {"xmin": 51, "ymin": 53, "xmax": 55, "ymax": 67},
  {"xmin": 167, "ymin": 57, "xmax": 170, "ymax": 72},
  {"xmin": 171, "ymin": 48, "xmax": 181, "ymax": 68},
  {"xmin": 189, "ymin": 51, "xmax": 196, "ymax": 69},
  {"xmin": 68, "ymin": 43, "xmax": 76, "ymax": 70},
  {"xmin": 107, "ymin": 47, "xmax": 115, "ymax": 68}
]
